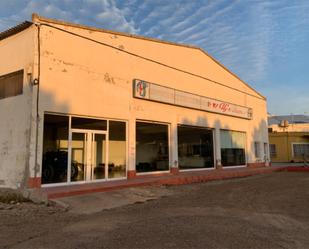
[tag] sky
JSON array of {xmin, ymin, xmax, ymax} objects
[{"xmin": 0, "ymin": 0, "xmax": 308, "ymax": 115}]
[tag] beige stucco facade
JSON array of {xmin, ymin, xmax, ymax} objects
[
  {"xmin": 0, "ymin": 14, "xmax": 269, "ymax": 190},
  {"xmin": 269, "ymin": 123, "xmax": 309, "ymax": 163},
  {"xmin": 0, "ymin": 25, "xmax": 36, "ymax": 188}
]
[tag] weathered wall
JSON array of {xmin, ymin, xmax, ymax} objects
[
  {"xmin": 0, "ymin": 27, "xmax": 35, "ymax": 188},
  {"xmin": 269, "ymin": 132, "xmax": 309, "ymax": 162},
  {"xmin": 34, "ymin": 16, "xmax": 269, "ymax": 174}
]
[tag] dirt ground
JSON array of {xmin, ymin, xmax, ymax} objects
[{"xmin": 1, "ymin": 171, "xmax": 309, "ymax": 249}]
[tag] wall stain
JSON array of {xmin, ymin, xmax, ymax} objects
[
  {"xmin": 63, "ymin": 61, "xmax": 74, "ymax": 66},
  {"xmin": 104, "ymin": 73, "xmax": 115, "ymax": 84},
  {"xmin": 1, "ymin": 141, "xmax": 9, "ymax": 156},
  {"xmin": 42, "ymin": 50, "xmax": 54, "ymax": 56},
  {"xmin": 45, "ymin": 55, "xmax": 127, "ymax": 85},
  {"xmin": 21, "ymin": 128, "xmax": 32, "ymax": 189},
  {"xmin": 118, "ymin": 44, "xmax": 125, "ymax": 50},
  {"xmin": 130, "ymin": 104, "xmax": 144, "ymax": 112}
]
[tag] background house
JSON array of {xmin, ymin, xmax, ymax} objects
[{"xmin": 268, "ymin": 114, "xmax": 309, "ymax": 163}]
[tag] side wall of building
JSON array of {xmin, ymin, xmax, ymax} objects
[
  {"xmin": 34, "ymin": 21, "xmax": 268, "ymax": 181},
  {"xmin": 0, "ymin": 27, "xmax": 35, "ymax": 189}
]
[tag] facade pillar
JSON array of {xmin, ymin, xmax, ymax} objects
[
  {"xmin": 127, "ymin": 117, "xmax": 136, "ymax": 179},
  {"xmin": 214, "ymin": 127, "xmax": 222, "ymax": 169},
  {"xmin": 27, "ymin": 58, "xmax": 41, "ymax": 189},
  {"xmin": 170, "ymin": 121, "xmax": 179, "ymax": 174}
]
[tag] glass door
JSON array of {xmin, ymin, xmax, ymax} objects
[
  {"xmin": 70, "ymin": 130, "xmax": 107, "ymax": 182},
  {"xmin": 71, "ymin": 132, "xmax": 87, "ymax": 182}
]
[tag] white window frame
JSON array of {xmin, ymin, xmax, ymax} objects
[
  {"xmin": 220, "ymin": 129, "xmax": 247, "ymax": 168},
  {"xmin": 135, "ymin": 119, "xmax": 171, "ymax": 175},
  {"xmin": 41, "ymin": 113, "xmax": 128, "ymax": 187},
  {"xmin": 177, "ymin": 124, "xmax": 215, "ymax": 172},
  {"xmin": 291, "ymin": 142, "xmax": 309, "ymax": 158},
  {"xmin": 269, "ymin": 144, "xmax": 277, "ymax": 158}
]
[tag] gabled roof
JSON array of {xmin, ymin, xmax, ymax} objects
[
  {"xmin": 0, "ymin": 13, "xmax": 265, "ymax": 100},
  {"xmin": 31, "ymin": 14, "xmax": 265, "ymax": 100},
  {"xmin": 0, "ymin": 21, "xmax": 32, "ymax": 41}
]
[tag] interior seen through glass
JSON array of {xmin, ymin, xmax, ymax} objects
[
  {"xmin": 42, "ymin": 114, "xmax": 126, "ymax": 184},
  {"xmin": 71, "ymin": 132, "xmax": 107, "ymax": 182},
  {"xmin": 92, "ymin": 133, "xmax": 106, "ymax": 180},
  {"xmin": 220, "ymin": 130, "xmax": 246, "ymax": 166},
  {"xmin": 71, "ymin": 117, "xmax": 107, "ymax": 130},
  {"xmin": 70, "ymin": 132, "xmax": 87, "ymax": 182},
  {"xmin": 136, "ymin": 121, "xmax": 169, "ymax": 172},
  {"xmin": 108, "ymin": 121, "xmax": 126, "ymax": 178},
  {"xmin": 42, "ymin": 114, "xmax": 69, "ymax": 184},
  {"xmin": 178, "ymin": 125, "xmax": 214, "ymax": 169}
]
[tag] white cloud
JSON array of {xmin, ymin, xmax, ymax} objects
[
  {"xmin": 83, "ymin": 0, "xmax": 139, "ymax": 33},
  {"xmin": 0, "ymin": 0, "xmax": 139, "ymax": 34},
  {"xmin": 0, "ymin": 0, "xmax": 308, "ymax": 115}
]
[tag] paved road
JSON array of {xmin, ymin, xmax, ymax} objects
[{"xmin": 1, "ymin": 172, "xmax": 309, "ymax": 249}]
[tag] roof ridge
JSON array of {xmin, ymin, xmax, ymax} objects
[
  {"xmin": 31, "ymin": 13, "xmax": 199, "ymax": 50},
  {"xmin": 1, "ymin": 13, "xmax": 265, "ymax": 100},
  {"xmin": 32, "ymin": 13, "xmax": 266, "ymax": 100}
]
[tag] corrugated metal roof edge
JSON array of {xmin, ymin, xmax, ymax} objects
[{"xmin": 0, "ymin": 21, "xmax": 33, "ymax": 41}]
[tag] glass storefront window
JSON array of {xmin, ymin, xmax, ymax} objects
[
  {"xmin": 42, "ymin": 113, "xmax": 128, "ymax": 184},
  {"xmin": 178, "ymin": 125, "xmax": 214, "ymax": 169},
  {"xmin": 42, "ymin": 114, "xmax": 69, "ymax": 184},
  {"xmin": 108, "ymin": 121, "xmax": 126, "ymax": 178},
  {"xmin": 220, "ymin": 130, "xmax": 246, "ymax": 166},
  {"xmin": 136, "ymin": 121, "xmax": 169, "ymax": 173}
]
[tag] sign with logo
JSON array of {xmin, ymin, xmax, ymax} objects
[
  {"xmin": 133, "ymin": 79, "xmax": 253, "ymax": 119},
  {"xmin": 134, "ymin": 80, "xmax": 149, "ymax": 99}
]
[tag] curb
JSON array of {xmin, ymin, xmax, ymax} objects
[{"xmin": 45, "ymin": 167, "xmax": 286, "ymax": 199}]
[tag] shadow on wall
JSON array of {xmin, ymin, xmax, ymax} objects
[
  {"xmin": 0, "ymin": 85, "xmax": 71, "ymax": 189},
  {"xmin": 178, "ymin": 115, "xmax": 269, "ymax": 167},
  {"xmin": 178, "ymin": 116, "xmax": 231, "ymax": 169},
  {"xmin": 26, "ymin": 87, "xmax": 71, "ymax": 188},
  {"xmin": 252, "ymin": 119, "xmax": 269, "ymax": 164}
]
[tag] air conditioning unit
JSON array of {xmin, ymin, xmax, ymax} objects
[{"xmin": 279, "ymin": 120, "xmax": 289, "ymax": 127}]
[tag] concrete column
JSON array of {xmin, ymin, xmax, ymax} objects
[
  {"xmin": 127, "ymin": 117, "xmax": 136, "ymax": 178},
  {"xmin": 170, "ymin": 121, "xmax": 179, "ymax": 174},
  {"xmin": 27, "ymin": 31, "xmax": 42, "ymax": 189},
  {"xmin": 27, "ymin": 81, "xmax": 41, "ymax": 188},
  {"xmin": 264, "ymin": 142, "xmax": 270, "ymax": 166},
  {"xmin": 214, "ymin": 127, "xmax": 222, "ymax": 169}
]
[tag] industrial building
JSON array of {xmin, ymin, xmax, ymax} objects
[{"xmin": 0, "ymin": 14, "xmax": 269, "ymax": 191}]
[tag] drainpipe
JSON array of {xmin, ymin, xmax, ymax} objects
[{"xmin": 32, "ymin": 23, "xmax": 41, "ymax": 181}]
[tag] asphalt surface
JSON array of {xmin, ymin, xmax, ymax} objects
[{"xmin": 1, "ymin": 171, "xmax": 309, "ymax": 249}]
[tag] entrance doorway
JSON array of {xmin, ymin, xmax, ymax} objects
[
  {"xmin": 70, "ymin": 130, "xmax": 108, "ymax": 182},
  {"xmin": 42, "ymin": 114, "xmax": 127, "ymax": 185}
]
